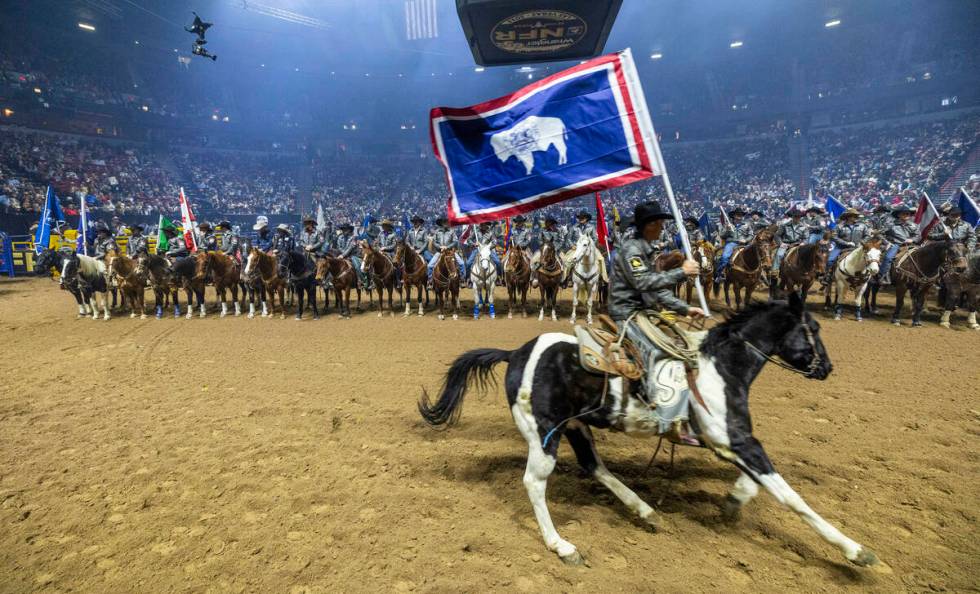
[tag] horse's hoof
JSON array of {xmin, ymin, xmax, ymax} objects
[
  {"xmin": 849, "ymin": 547, "xmax": 880, "ymax": 567},
  {"xmin": 855, "ymin": 317, "xmax": 863, "ymax": 322},
  {"xmin": 378, "ymin": 313, "xmax": 383, "ymax": 318},
  {"xmin": 438, "ymin": 314, "xmax": 445, "ymax": 320},
  {"xmin": 939, "ymin": 321, "xmax": 950, "ymax": 329},
  {"xmin": 720, "ymin": 495, "xmax": 742, "ymax": 524},
  {"xmin": 220, "ymin": 312, "xmax": 227, "ymax": 318},
  {"xmin": 489, "ymin": 314, "xmax": 495, "ymax": 319},
  {"xmin": 971, "ymin": 324, "xmax": 980, "ymax": 330},
  {"xmin": 130, "ymin": 313, "xmax": 136, "ymax": 318},
  {"xmin": 891, "ymin": 320, "xmax": 900, "ymax": 326},
  {"xmin": 313, "ymin": 316, "xmax": 320, "ymax": 321},
  {"xmin": 140, "ymin": 314, "xmax": 147, "ymax": 320},
  {"xmin": 247, "ymin": 313, "xmax": 255, "ymax": 319},
  {"xmin": 911, "ymin": 321, "xmax": 922, "ymax": 327},
  {"xmin": 452, "ymin": 314, "xmax": 458, "ymax": 320},
  {"xmin": 558, "ymin": 550, "xmax": 584, "ymax": 566},
  {"xmin": 508, "ymin": 313, "xmax": 513, "ymax": 319}
]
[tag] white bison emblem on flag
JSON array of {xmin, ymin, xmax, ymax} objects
[{"xmin": 489, "ymin": 115, "xmax": 568, "ymax": 175}]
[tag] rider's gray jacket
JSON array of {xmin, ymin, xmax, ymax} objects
[
  {"xmin": 608, "ymin": 237, "xmax": 689, "ymax": 321},
  {"xmin": 376, "ymin": 230, "xmax": 398, "ymax": 255},
  {"xmin": 198, "ymin": 231, "xmax": 217, "ymax": 252},
  {"xmin": 776, "ymin": 220, "xmax": 809, "ymax": 245},
  {"xmin": 298, "ymin": 228, "xmax": 326, "ymax": 253},
  {"xmin": 567, "ymin": 222, "xmax": 597, "ymax": 245},
  {"xmin": 927, "ymin": 219, "xmax": 977, "ymax": 251},
  {"xmin": 720, "ymin": 222, "xmax": 751, "ymax": 245},
  {"xmin": 885, "ymin": 220, "xmax": 918, "ymax": 245},
  {"xmin": 220, "ymin": 231, "xmax": 240, "ymax": 256},
  {"xmin": 93, "ymin": 237, "xmax": 118, "ymax": 260},
  {"xmin": 510, "ymin": 227, "xmax": 533, "ymax": 249},
  {"xmin": 832, "ymin": 222, "xmax": 870, "ymax": 249},
  {"xmin": 468, "ymin": 227, "xmax": 498, "ymax": 248},
  {"xmin": 804, "ymin": 214, "xmax": 826, "ymax": 235},
  {"xmin": 431, "ymin": 227, "xmax": 458, "ymax": 251},
  {"xmin": 127, "ymin": 234, "xmax": 149, "ymax": 257},
  {"xmin": 166, "ymin": 236, "xmax": 190, "ymax": 258},
  {"xmin": 407, "ymin": 227, "xmax": 430, "ymax": 253},
  {"xmin": 538, "ymin": 227, "xmax": 565, "ymax": 248},
  {"xmin": 336, "ymin": 233, "xmax": 358, "ymax": 258}
]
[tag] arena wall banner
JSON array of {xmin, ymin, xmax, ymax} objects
[{"xmin": 430, "ymin": 48, "xmax": 658, "ymax": 225}]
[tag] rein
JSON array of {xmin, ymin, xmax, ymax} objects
[{"xmin": 738, "ymin": 317, "xmax": 822, "ymax": 378}]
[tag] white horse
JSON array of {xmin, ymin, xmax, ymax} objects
[
  {"xmin": 827, "ymin": 238, "xmax": 882, "ymax": 321},
  {"xmin": 470, "ymin": 243, "xmax": 497, "ymax": 320},
  {"xmin": 568, "ymin": 234, "xmax": 600, "ymax": 325},
  {"xmin": 62, "ymin": 253, "xmax": 110, "ymax": 320}
]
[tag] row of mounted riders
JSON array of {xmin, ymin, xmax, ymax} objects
[
  {"xmin": 33, "ymin": 236, "xmax": 583, "ymax": 322},
  {"xmin": 35, "ymin": 228, "xmax": 979, "ymax": 328}
]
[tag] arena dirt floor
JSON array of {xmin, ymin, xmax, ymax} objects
[{"xmin": 0, "ymin": 276, "xmax": 977, "ymax": 593}]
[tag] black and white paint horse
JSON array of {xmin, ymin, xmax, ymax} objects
[
  {"xmin": 59, "ymin": 252, "xmax": 111, "ymax": 320},
  {"xmin": 35, "ymin": 248, "xmax": 90, "ymax": 317},
  {"xmin": 419, "ymin": 293, "xmax": 879, "ymax": 568}
]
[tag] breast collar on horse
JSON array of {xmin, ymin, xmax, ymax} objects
[
  {"xmin": 731, "ymin": 244, "xmax": 763, "ymax": 275},
  {"xmin": 895, "ymin": 246, "xmax": 941, "ymax": 284},
  {"xmin": 370, "ymin": 251, "xmax": 395, "ymax": 282},
  {"xmin": 836, "ymin": 249, "xmax": 870, "ymax": 287}
]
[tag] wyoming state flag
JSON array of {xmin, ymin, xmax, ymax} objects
[{"xmin": 431, "ymin": 48, "xmax": 660, "ymax": 225}]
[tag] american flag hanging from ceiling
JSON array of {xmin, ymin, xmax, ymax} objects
[{"xmin": 405, "ymin": 0, "xmax": 438, "ymax": 40}]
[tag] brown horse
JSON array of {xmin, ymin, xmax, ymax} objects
[
  {"xmin": 504, "ymin": 245, "xmax": 531, "ymax": 319},
  {"xmin": 244, "ymin": 248, "xmax": 287, "ymax": 318},
  {"xmin": 395, "ymin": 239, "xmax": 429, "ymax": 317},
  {"xmin": 136, "ymin": 254, "xmax": 181, "ymax": 318},
  {"xmin": 688, "ymin": 241, "xmax": 715, "ymax": 305},
  {"xmin": 891, "ymin": 240, "xmax": 967, "ymax": 326},
  {"xmin": 718, "ymin": 228, "xmax": 775, "ymax": 310},
  {"xmin": 195, "ymin": 250, "xmax": 240, "ymax": 318},
  {"xmin": 772, "ymin": 238, "xmax": 830, "ymax": 304},
  {"xmin": 107, "ymin": 252, "xmax": 147, "ymax": 319},
  {"xmin": 431, "ymin": 247, "xmax": 461, "ymax": 320},
  {"xmin": 940, "ymin": 252, "xmax": 980, "ymax": 330},
  {"xmin": 315, "ymin": 255, "xmax": 361, "ymax": 318},
  {"xmin": 360, "ymin": 241, "xmax": 398, "ymax": 317},
  {"xmin": 534, "ymin": 242, "xmax": 562, "ymax": 321}
]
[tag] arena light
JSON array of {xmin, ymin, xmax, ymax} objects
[
  {"xmin": 33, "ymin": 87, "xmax": 42, "ymax": 94},
  {"xmin": 825, "ymin": 19, "xmax": 841, "ymax": 28},
  {"xmin": 474, "ymin": 67, "xmax": 485, "ymax": 72},
  {"xmin": 78, "ymin": 22, "xmax": 96, "ymax": 32},
  {"xmin": 2, "ymin": 108, "xmax": 14, "ymax": 117},
  {"xmin": 650, "ymin": 52, "xmax": 663, "ymax": 60},
  {"xmin": 729, "ymin": 40, "xmax": 743, "ymax": 48},
  {"xmin": 141, "ymin": 105, "xmax": 149, "ymax": 112}
]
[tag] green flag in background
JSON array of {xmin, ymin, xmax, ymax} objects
[{"xmin": 156, "ymin": 215, "xmax": 177, "ymax": 252}]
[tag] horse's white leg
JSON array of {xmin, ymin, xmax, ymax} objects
[
  {"xmin": 538, "ymin": 303, "xmax": 545, "ymax": 322},
  {"xmin": 248, "ymin": 302, "xmax": 255, "ymax": 319},
  {"xmin": 568, "ymin": 421, "xmax": 660, "ymax": 529},
  {"xmin": 90, "ymin": 296, "xmax": 99, "ymax": 320},
  {"xmin": 199, "ymin": 302, "xmax": 206, "ymax": 318},
  {"xmin": 234, "ymin": 301, "xmax": 241, "ymax": 316},
  {"xmin": 220, "ymin": 301, "xmax": 228, "ymax": 317},
  {"xmin": 102, "ymin": 294, "xmax": 110, "ymax": 320},
  {"xmin": 511, "ymin": 401, "xmax": 581, "ymax": 564},
  {"xmin": 261, "ymin": 301, "xmax": 269, "ymax": 317},
  {"xmin": 78, "ymin": 303, "xmax": 85, "ymax": 317},
  {"xmin": 569, "ymin": 281, "xmax": 578, "ymax": 324},
  {"xmin": 968, "ymin": 311, "xmax": 979, "ymax": 330},
  {"xmin": 721, "ymin": 472, "xmax": 760, "ymax": 521},
  {"xmin": 586, "ymin": 284, "xmax": 595, "ymax": 326}
]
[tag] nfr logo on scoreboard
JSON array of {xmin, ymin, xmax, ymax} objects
[{"xmin": 456, "ymin": 0, "xmax": 622, "ymax": 66}]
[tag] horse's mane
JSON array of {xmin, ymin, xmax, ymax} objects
[
  {"xmin": 77, "ymin": 254, "xmax": 104, "ymax": 276},
  {"xmin": 705, "ymin": 301, "xmax": 795, "ymax": 349}
]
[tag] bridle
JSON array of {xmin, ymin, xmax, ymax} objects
[{"xmin": 739, "ymin": 314, "xmax": 823, "ymax": 378}]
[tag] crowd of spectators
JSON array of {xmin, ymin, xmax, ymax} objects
[{"xmin": 173, "ymin": 151, "xmax": 300, "ymax": 215}]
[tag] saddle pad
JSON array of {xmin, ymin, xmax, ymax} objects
[{"xmin": 573, "ymin": 325, "xmax": 642, "ymax": 379}]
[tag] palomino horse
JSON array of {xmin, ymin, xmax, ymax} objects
[
  {"xmin": 277, "ymin": 250, "xmax": 319, "ymax": 320},
  {"xmin": 195, "ymin": 250, "xmax": 241, "ymax": 318},
  {"xmin": 107, "ymin": 252, "xmax": 147, "ymax": 319},
  {"xmin": 419, "ymin": 293, "xmax": 880, "ymax": 568},
  {"xmin": 891, "ymin": 240, "xmax": 967, "ymax": 326},
  {"xmin": 940, "ymin": 252, "xmax": 980, "ymax": 330},
  {"xmin": 394, "ymin": 239, "xmax": 428, "ymax": 317},
  {"xmin": 568, "ymin": 234, "xmax": 600, "ymax": 325},
  {"xmin": 244, "ymin": 248, "xmax": 287, "ymax": 318},
  {"xmin": 137, "ymin": 254, "xmax": 181, "ymax": 318},
  {"xmin": 718, "ymin": 228, "xmax": 774, "ymax": 310},
  {"xmin": 35, "ymin": 248, "xmax": 91, "ymax": 317},
  {"xmin": 431, "ymin": 247, "xmax": 461, "ymax": 321},
  {"xmin": 360, "ymin": 241, "xmax": 398, "ymax": 317},
  {"xmin": 315, "ymin": 254, "xmax": 361, "ymax": 319},
  {"xmin": 59, "ymin": 252, "xmax": 110, "ymax": 320},
  {"xmin": 503, "ymin": 245, "xmax": 531, "ymax": 319},
  {"xmin": 469, "ymin": 243, "xmax": 498, "ymax": 320},
  {"xmin": 534, "ymin": 242, "xmax": 562, "ymax": 322},
  {"xmin": 825, "ymin": 238, "xmax": 882, "ymax": 321},
  {"xmin": 774, "ymin": 239, "xmax": 830, "ymax": 303}
]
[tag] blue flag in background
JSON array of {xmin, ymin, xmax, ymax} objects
[
  {"xmin": 957, "ymin": 187, "xmax": 980, "ymax": 228},
  {"xmin": 399, "ymin": 212, "xmax": 410, "ymax": 238},
  {"xmin": 825, "ymin": 195, "xmax": 846, "ymax": 229},
  {"xmin": 698, "ymin": 212, "xmax": 714, "ymax": 238},
  {"xmin": 33, "ymin": 186, "xmax": 65, "ymax": 254}
]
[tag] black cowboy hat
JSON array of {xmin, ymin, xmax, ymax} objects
[
  {"xmin": 544, "ymin": 216, "xmax": 558, "ymax": 225},
  {"xmin": 786, "ymin": 208, "xmax": 804, "ymax": 217},
  {"xmin": 873, "ymin": 205, "xmax": 890, "ymax": 213},
  {"xmin": 891, "ymin": 206, "xmax": 913, "ymax": 216},
  {"xmin": 750, "ymin": 209, "xmax": 764, "ymax": 217},
  {"xmin": 162, "ymin": 226, "xmax": 178, "ymax": 237},
  {"xmin": 411, "ymin": 215, "xmax": 424, "ymax": 223},
  {"xmin": 947, "ymin": 207, "xmax": 962, "ymax": 216},
  {"xmin": 339, "ymin": 222, "xmax": 354, "ymax": 231},
  {"xmin": 302, "ymin": 214, "xmax": 316, "ymax": 224},
  {"xmin": 513, "ymin": 215, "xmax": 526, "ymax": 223},
  {"xmin": 95, "ymin": 222, "xmax": 111, "ymax": 235},
  {"xmin": 128, "ymin": 222, "xmax": 144, "ymax": 231},
  {"xmin": 435, "ymin": 216, "xmax": 449, "ymax": 226},
  {"xmin": 805, "ymin": 206, "xmax": 824, "ymax": 214},
  {"xmin": 729, "ymin": 208, "xmax": 746, "ymax": 217},
  {"xmin": 683, "ymin": 216, "xmax": 699, "ymax": 226},
  {"xmin": 197, "ymin": 221, "xmax": 212, "ymax": 230},
  {"xmin": 634, "ymin": 201, "xmax": 672, "ymax": 229},
  {"xmin": 576, "ymin": 210, "xmax": 592, "ymax": 220},
  {"xmin": 478, "ymin": 221, "xmax": 491, "ymax": 227}
]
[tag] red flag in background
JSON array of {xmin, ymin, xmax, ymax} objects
[
  {"xmin": 179, "ymin": 187, "xmax": 198, "ymax": 252},
  {"xmin": 595, "ymin": 192, "xmax": 610, "ymax": 252}
]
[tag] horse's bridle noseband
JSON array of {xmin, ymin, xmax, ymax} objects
[{"xmin": 740, "ymin": 315, "xmax": 822, "ymax": 378}]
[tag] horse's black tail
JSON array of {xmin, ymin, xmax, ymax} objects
[{"xmin": 418, "ymin": 348, "xmax": 512, "ymax": 427}]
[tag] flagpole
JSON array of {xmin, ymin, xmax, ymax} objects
[
  {"xmin": 921, "ymin": 191, "xmax": 951, "ymax": 238},
  {"xmin": 81, "ymin": 198, "xmax": 88, "ymax": 256},
  {"xmin": 622, "ymin": 49, "xmax": 710, "ymax": 316}
]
